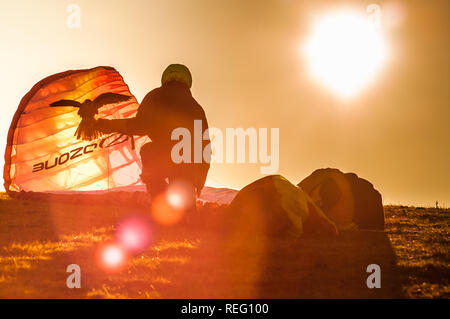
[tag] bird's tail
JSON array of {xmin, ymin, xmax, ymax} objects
[
  {"xmin": 75, "ymin": 117, "xmax": 103, "ymax": 141},
  {"xmin": 74, "ymin": 103, "xmax": 104, "ymax": 141}
]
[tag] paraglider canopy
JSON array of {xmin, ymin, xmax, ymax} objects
[
  {"xmin": 298, "ymin": 168, "xmax": 385, "ymax": 230},
  {"xmin": 228, "ymin": 175, "xmax": 338, "ymax": 238},
  {"xmin": 3, "ymin": 66, "xmax": 149, "ymax": 194}
]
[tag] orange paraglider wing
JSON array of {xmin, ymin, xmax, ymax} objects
[{"xmin": 4, "ymin": 66, "xmax": 150, "ymax": 194}]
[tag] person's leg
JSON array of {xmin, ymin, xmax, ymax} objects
[
  {"xmin": 143, "ymin": 175, "xmax": 167, "ymax": 199},
  {"xmin": 140, "ymin": 142, "xmax": 169, "ymax": 199},
  {"xmin": 167, "ymin": 164, "xmax": 199, "ymax": 216}
]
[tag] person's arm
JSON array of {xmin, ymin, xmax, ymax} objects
[
  {"xmin": 95, "ymin": 117, "xmax": 146, "ymax": 136},
  {"xmin": 94, "ymin": 91, "xmax": 155, "ymax": 136}
]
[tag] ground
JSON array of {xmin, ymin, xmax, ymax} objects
[{"xmin": 0, "ymin": 192, "xmax": 448, "ymax": 298}]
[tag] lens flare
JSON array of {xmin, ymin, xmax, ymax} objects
[
  {"xmin": 165, "ymin": 180, "xmax": 195, "ymax": 210},
  {"xmin": 151, "ymin": 181, "xmax": 196, "ymax": 225},
  {"xmin": 167, "ymin": 192, "xmax": 183, "ymax": 208},
  {"xmin": 116, "ymin": 216, "xmax": 152, "ymax": 253},
  {"xmin": 151, "ymin": 194, "xmax": 185, "ymax": 225},
  {"xmin": 97, "ymin": 243, "xmax": 126, "ymax": 272}
]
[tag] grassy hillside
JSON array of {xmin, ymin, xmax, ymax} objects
[{"xmin": 0, "ymin": 192, "xmax": 448, "ymax": 298}]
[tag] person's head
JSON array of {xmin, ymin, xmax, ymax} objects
[{"xmin": 161, "ymin": 64, "xmax": 192, "ymax": 88}]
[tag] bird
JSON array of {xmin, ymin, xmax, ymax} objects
[{"xmin": 50, "ymin": 93, "xmax": 131, "ymax": 141}]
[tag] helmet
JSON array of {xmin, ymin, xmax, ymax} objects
[{"xmin": 161, "ymin": 64, "xmax": 192, "ymax": 88}]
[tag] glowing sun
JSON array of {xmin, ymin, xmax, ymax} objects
[{"xmin": 303, "ymin": 10, "xmax": 388, "ymax": 98}]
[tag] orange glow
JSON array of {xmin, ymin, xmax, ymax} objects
[
  {"xmin": 2, "ymin": 1, "xmax": 449, "ymax": 206},
  {"xmin": 165, "ymin": 180, "xmax": 195, "ymax": 211},
  {"xmin": 97, "ymin": 243, "xmax": 127, "ymax": 272},
  {"xmin": 167, "ymin": 192, "xmax": 183, "ymax": 208},
  {"xmin": 151, "ymin": 193, "xmax": 185, "ymax": 225}
]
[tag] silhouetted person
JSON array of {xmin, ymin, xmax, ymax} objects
[{"xmin": 95, "ymin": 64, "xmax": 210, "ymax": 200}]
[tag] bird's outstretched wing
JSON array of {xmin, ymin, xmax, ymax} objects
[
  {"xmin": 50, "ymin": 99, "xmax": 82, "ymax": 107},
  {"xmin": 93, "ymin": 93, "xmax": 131, "ymax": 107}
]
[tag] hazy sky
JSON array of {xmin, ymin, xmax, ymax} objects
[{"xmin": 1, "ymin": 0, "xmax": 449, "ymax": 206}]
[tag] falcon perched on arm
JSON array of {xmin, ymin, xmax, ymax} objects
[{"xmin": 50, "ymin": 93, "xmax": 131, "ymax": 140}]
